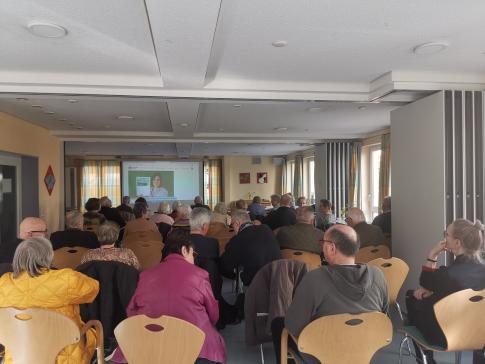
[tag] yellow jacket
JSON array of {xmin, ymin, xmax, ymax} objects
[{"xmin": 0, "ymin": 269, "xmax": 99, "ymax": 364}]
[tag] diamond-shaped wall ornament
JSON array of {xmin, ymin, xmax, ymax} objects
[{"xmin": 44, "ymin": 165, "xmax": 56, "ymax": 196}]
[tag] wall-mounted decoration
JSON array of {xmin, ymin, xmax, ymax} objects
[
  {"xmin": 257, "ymin": 172, "xmax": 268, "ymax": 184},
  {"xmin": 239, "ymin": 172, "xmax": 250, "ymax": 184},
  {"xmin": 44, "ymin": 165, "xmax": 56, "ymax": 196}
]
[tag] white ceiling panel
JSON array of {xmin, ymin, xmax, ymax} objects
[
  {"xmin": 66, "ymin": 142, "xmax": 178, "ymax": 156},
  {"xmin": 191, "ymin": 143, "xmax": 309, "ymax": 156}
]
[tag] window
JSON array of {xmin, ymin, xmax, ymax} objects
[
  {"xmin": 309, "ymin": 159, "xmax": 315, "ymax": 204},
  {"xmin": 286, "ymin": 160, "xmax": 295, "ymax": 193},
  {"xmin": 81, "ymin": 160, "xmax": 121, "ymax": 209},
  {"xmin": 360, "ymin": 144, "xmax": 381, "ymax": 222},
  {"xmin": 370, "ymin": 148, "xmax": 381, "ymax": 219}
]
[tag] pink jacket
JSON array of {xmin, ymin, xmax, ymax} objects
[{"xmin": 112, "ymin": 254, "xmax": 226, "ymax": 363}]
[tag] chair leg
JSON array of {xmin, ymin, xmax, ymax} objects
[
  {"xmin": 260, "ymin": 344, "xmax": 265, "ymax": 364},
  {"xmin": 396, "ymin": 302, "xmax": 413, "ymax": 356},
  {"xmin": 455, "ymin": 351, "xmax": 462, "ymax": 364}
]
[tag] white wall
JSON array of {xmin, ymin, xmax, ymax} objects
[{"xmin": 391, "ymin": 91, "xmax": 446, "ymax": 302}]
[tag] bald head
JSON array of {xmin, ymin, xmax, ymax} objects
[
  {"xmin": 346, "ymin": 207, "xmax": 366, "ymax": 227},
  {"xmin": 280, "ymin": 194, "xmax": 292, "ymax": 207},
  {"xmin": 19, "ymin": 217, "xmax": 47, "ymax": 240},
  {"xmin": 324, "ymin": 224, "xmax": 360, "ymax": 259}
]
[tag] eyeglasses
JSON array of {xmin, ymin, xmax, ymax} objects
[
  {"xmin": 320, "ymin": 239, "xmax": 336, "ymax": 245},
  {"xmin": 29, "ymin": 229, "xmax": 48, "ymax": 235}
]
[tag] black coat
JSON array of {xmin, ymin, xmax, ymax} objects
[
  {"xmin": 263, "ymin": 206, "xmax": 296, "ymax": 230},
  {"xmin": 220, "ymin": 224, "xmax": 282, "ymax": 286},
  {"xmin": 0, "ymin": 238, "xmax": 22, "ymax": 264},
  {"xmin": 50, "ymin": 229, "xmax": 100, "ymax": 250},
  {"xmin": 77, "ymin": 260, "xmax": 139, "ymax": 340},
  {"xmin": 191, "ymin": 234, "xmax": 221, "ymax": 299},
  {"xmin": 100, "ymin": 206, "xmax": 126, "ymax": 228}
]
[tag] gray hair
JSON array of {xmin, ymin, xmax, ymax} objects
[
  {"xmin": 213, "ymin": 202, "xmax": 228, "ymax": 215},
  {"xmin": 190, "ymin": 207, "xmax": 211, "ymax": 230},
  {"xmin": 297, "ymin": 206, "xmax": 315, "ymax": 223},
  {"xmin": 280, "ymin": 194, "xmax": 292, "ymax": 206},
  {"xmin": 172, "ymin": 201, "xmax": 182, "ymax": 212},
  {"xmin": 13, "ymin": 237, "xmax": 53, "ymax": 278},
  {"xmin": 271, "ymin": 194, "xmax": 281, "ymax": 203},
  {"xmin": 231, "ymin": 210, "xmax": 250, "ymax": 224},
  {"xmin": 97, "ymin": 222, "xmax": 120, "ymax": 245},
  {"xmin": 99, "ymin": 196, "xmax": 111, "ymax": 207},
  {"xmin": 347, "ymin": 207, "xmax": 366, "ymax": 224},
  {"xmin": 177, "ymin": 204, "xmax": 192, "ymax": 220},
  {"xmin": 66, "ymin": 210, "xmax": 84, "ymax": 229},
  {"xmin": 158, "ymin": 201, "xmax": 171, "ymax": 214}
]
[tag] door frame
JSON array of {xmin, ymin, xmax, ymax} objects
[{"xmin": 0, "ymin": 154, "xmax": 22, "ymax": 238}]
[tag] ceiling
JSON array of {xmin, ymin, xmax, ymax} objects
[{"xmin": 1, "ymin": 0, "xmax": 484, "ymax": 157}]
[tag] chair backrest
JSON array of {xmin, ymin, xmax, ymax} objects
[
  {"xmin": 124, "ymin": 230, "xmax": 162, "ymax": 244},
  {"xmin": 114, "ymin": 315, "xmax": 205, "ymax": 364},
  {"xmin": 297, "ymin": 312, "xmax": 392, "ymax": 364},
  {"xmin": 367, "ymin": 257, "xmax": 409, "ymax": 304},
  {"xmin": 206, "ymin": 222, "xmax": 234, "ymax": 256},
  {"xmin": 124, "ymin": 241, "xmax": 164, "ymax": 270},
  {"xmin": 434, "ymin": 288, "xmax": 485, "ymax": 351},
  {"xmin": 355, "ymin": 245, "xmax": 391, "ymax": 264},
  {"xmin": 52, "ymin": 246, "xmax": 89, "ymax": 269},
  {"xmin": 280, "ymin": 249, "xmax": 321, "ymax": 271},
  {"xmin": 0, "ymin": 307, "xmax": 80, "ymax": 364}
]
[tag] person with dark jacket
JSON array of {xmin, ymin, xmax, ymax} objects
[
  {"xmin": 263, "ymin": 194, "xmax": 296, "ymax": 231},
  {"xmin": 271, "ymin": 224, "xmax": 388, "ymax": 364},
  {"xmin": 50, "ymin": 211, "xmax": 99, "ymax": 250},
  {"xmin": 346, "ymin": 207, "xmax": 387, "ymax": 248},
  {"xmin": 220, "ymin": 210, "xmax": 281, "ymax": 287},
  {"xmin": 191, "ymin": 195, "xmax": 210, "ymax": 210},
  {"xmin": 116, "ymin": 196, "xmax": 133, "ymax": 214},
  {"xmin": 372, "ymin": 196, "xmax": 391, "ymax": 238},
  {"xmin": 406, "ymin": 219, "xmax": 485, "ymax": 364},
  {"xmin": 99, "ymin": 197, "xmax": 126, "ymax": 228},
  {"xmin": 248, "ymin": 196, "xmax": 266, "ymax": 221},
  {"xmin": 83, "ymin": 198, "xmax": 107, "ymax": 229}
]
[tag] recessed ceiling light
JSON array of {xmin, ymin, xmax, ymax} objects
[
  {"xmin": 307, "ymin": 107, "xmax": 322, "ymax": 113},
  {"xmin": 274, "ymin": 127, "xmax": 288, "ymax": 131},
  {"xmin": 67, "ymin": 99, "xmax": 78, "ymax": 103},
  {"xmin": 358, "ymin": 106, "xmax": 367, "ymax": 110},
  {"xmin": 76, "ymin": 126, "xmax": 83, "ymax": 130},
  {"xmin": 233, "ymin": 104, "xmax": 241, "ymax": 108},
  {"xmin": 412, "ymin": 42, "xmax": 449, "ymax": 55},
  {"xmin": 27, "ymin": 22, "xmax": 68, "ymax": 38},
  {"xmin": 16, "ymin": 97, "xmax": 28, "ymax": 101},
  {"xmin": 68, "ymin": 122, "xmax": 75, "ymax": 126},
  {"xmin": 31, "ymin": 105, "xmax": 42, "ymax": 108},
  {"xmin": 44, "ymin": 111, "xmax": 55, "ymax": 115},
  {"xmin": 179, "ymin": 122, "xmax": 190, "ymax": 127},
  {"xmin": 117, "ymin": 115, "xmax": 134, "ymax": 120},
  {"xmin": 218, "ymin": 128, "xmax": 224, "ymax": 132},
  {"xmin": 272, "ymin": 40, "xmax": 288, "ymax": 48},
  {"xmin": 104, "ymin": 125, "xmax": 111, "ymax": 129},
  {"xmin": 59, "ymin": 118, "xmax": 67, "ymax": 121},
  {"xmin": 203, "ymin": 142, "xmax": 209, "ymax": 144}
]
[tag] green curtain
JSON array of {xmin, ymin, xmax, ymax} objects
[
  {"xmin": 281, "ymin": 159, "xmax": 288, "ymax": 194},
  {"xmin": 379, "ymin": 133, "xmax": 391, "ymax": 211},
  {"xmin": 293, "ymin": 155, "xmax": 304, "ymax": 198}
]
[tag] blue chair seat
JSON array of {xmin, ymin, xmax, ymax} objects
[{"xmin": 400, "ymin": 325, "xmax": 447, "ymax": 352}]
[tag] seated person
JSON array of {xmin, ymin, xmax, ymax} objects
[
  {"xmin": 116, "ymin": 195, "xmax": 133, "ymax": 214},
  {"xmin": 271, "ymin": 225, "xmax": 388, "ymax": 364},
  {"xmin": 372, "ymin": 196, "xmax": 392, "ymax": 239},
  {"xmin": 220, "ymin": 210, "xmax": 281, "ymax": 287},
  {"xmin": 314, "ymin": 199, "xmax": 336, "ymax": 231},
  {"xmin": 99, "ymin": 196, "xmax": 126, "ymax": 228},
  {"xmin": 151, "ymin": 201, "xmax": 175, "ymax": 225},
  {"xmin": 263, "ymin": 194, "xmax": 297, "ymax": 230},
  {"xmin": 169, "ymin": 200, "xmax": 181, "ymax": 220},
  {"xmin": 268, "ymin": 194, "xmax": 281, "ymax": 213},
  {"xmin": 171, "ymin": 204, "xmax": 192, "ymax": 230},
  {"xmin": 123, "ymin": 202, "xmax": 161, "ymax": 238},
  {"xmin": 50, "ymin": 211, "xmax": 99, "ymax": 250},
  {"xmin": 83, "ymin": 197, "xmax": 106, "ymax": 229},
  {"xmin": 111, "ymin": 229, "xmax": 226, "ymax": 364},
  {"xmin": 406, "ymin": 219, "xmax": 485, "ymax": 364},
  {"xmin": 81, "ymin": 222, "xmax": 140, "ymax": 270},
  {"xmin": 296, "ymin": 196, "xmax": 307, "ymax": 208},
  {"xmin": 191, "ymin": 195, "xmax": 210, "ymax": 210},
  {"xmin": 211, "ymin": 202, "xmax": 231, "ymax": 227},
  {"xmin": 276, "ymin": 206, "xmax": 322, "ymax": 255},
  {"xmin": 0, "ymin": 237, "xmax": 99, "ymax": 364},
  {"xmin": 235, "ymin": 199, "xmax": 248, "ymax": 211},
  {"xmin": 0, "ymin": 217, "xmax": 48, "ymax": 264},
  {"xmin": 346, "ymin": 207, "xmax": 386, "ymax": 248},
  {"xmin": 248, "ymin": 196, "xmax": 266, "ymax": 221}
]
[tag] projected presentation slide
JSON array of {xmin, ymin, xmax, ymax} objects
[{"xmin": 122, "ymin": 161, "xmax": 201, "ymax": 202}]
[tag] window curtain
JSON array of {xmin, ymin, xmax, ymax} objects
[
  {"xmin": 81, "ymin": 160, "xmax": 121, "ymax": 209},
  {"xmin": 293, "ymin": 155, "xmax": 304, "ymax": 198},
  {"xmin": 281, "ymin": 159, "xmax": 288, "ymax": 194},
  {"xmin": 349, "ymin": 142, "xmax": 362, "ymax": 208},
  {"xmin": 204, "ymin": 159, "xmax": 222, "ymax": 209},
  {"xmin": 379, "ymin": 133, "xmax": 391, "ymax": 211}
]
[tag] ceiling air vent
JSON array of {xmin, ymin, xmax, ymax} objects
[{"xmin": 251, "ymin": 157, "xmax": 262, "ymax": 165}]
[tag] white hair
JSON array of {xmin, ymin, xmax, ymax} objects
[
  {"xmin": 177, "ymin": 204, "xmax": 192, "ymax": 219},
  {"xmin": 231, "ymin": 210, "xmax": 250, "ymax": 224},
  {"xmin": 66, "ymin": 210, "xmax": 83, "ymax": 229},
  {"xmin": 13, "ymin": 237, "xmax": 53, "ymax": 278},
  {"xmin": 190, "ymin": 207, "xmax": 211, "ymax": 230}
]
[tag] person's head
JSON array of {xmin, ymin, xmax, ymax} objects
[
  {"xmin": 445, "ymin": 219, "xmax": 485, "ymax": 260},
  {"xmin": 122, "ymin": 196, "xmax": 131, "ymax": 205},
  {"xmin": 270, "ymin": 194, "xmax": 281, "ymax": 207},
  {"xmin": 296, "ymin": 196, "xmax": 307, "ymax": 207},
  {"xmin": 135, "ymin": 197, "xmax": 148, "ymax": 206},
  {"xmin": 252, "ymin": 196, "xmax": 261, "ymax": 204},
  {"xmin": 13, "ymin": 237, "xmax": 53, "ymax": 278},
  {"xmin": 190, "ymin": 207, "xmax": 211, "ymax": 235},
  {"xmin": 214, "ymin": 202, "xmax": 228, "ymax": 215},
  {"xmin": 319, "ymin": 199, "xmax": 332, "ymax": 214},
  {"xmin": 382, "ymin": 196, "xmax": 391, "ymax": 213},
  {"xmin": 133, "ymin": 202, "xmax": 148, "ymax": 219},
  {"xmin": 172, "ymin": 201, "xmax": 181, "ymax": 213},
  {"xmin": 231, "ymin": 210, "xmax": 251, "ymax": 233},
  {"xmin": 158, "ymin": 201, "xmax": 171, "ymax": 214},
  {"xmin": 65, "ymin": 211, "xmax": 83, "ymax": 230},
  {"xmin": 296, "ymin": 206, "xmax": 315, "ymax": 225},
  {"xmin": 164, "ymin": 229, "xmax": 195, "ymax": 264},
  {"xmin": 323, "ymin": 225, "xmax": 360, "ymax": 265},
  {"xmin": 228, "ymin": 201, "xmax": 238, "ymax": 215},
  {"xmin": 194, "ymin": 195, "xmax": 203, "ymax": 205},
  {"xmin": 99, "ymin": 196, "xmax": 112, "ymax": 208},
  {"xmin": 280, "ymin": 194, "xmax": 292, "ymax": 207},
  {"xmin": 176, "ymin": 204, "xmax": 192, "ymax": 220},
  {"xmin": 151, "ymin": 174, "xmax": 162, "ymax": 188},
  {"xmin": 345, "ymin": 207, "xmax": 366, "ymax": 227},
  {"xmin": 236, "ymin": 199, "xmax": 247, "ymax": 210},
  {"xmin": 97, "ymin": 222, "xmax": 120, "ymax": 246},
  {"xmin": 119, "ymin": 211, "xmax": 134, "ymax": 222},
  {"xmin": 85, "ymin": 198, "xmax": 101, "ymax": 212},
  {"xmin": 19, "ymin": 217, "xmax": 48, "ymax": 240}
]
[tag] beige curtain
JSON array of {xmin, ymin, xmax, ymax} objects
[
  {"xmin": 81, "ymin": 160, "xmax": 121, "ymax": 209},
  {"xmin": 379, "ymin": 133, "xmax": 391, "ymax": 211},
  {"xmin": 204, "ymin": 159, "xmax": 222, "ymax": 209},
  {"xmin": 349, "ymin": 142, "xmax": 362, "ymax": 208},
  {"xmin": 293, "ymin": 155, "xmax": 304, "ymax": 198},
  {"xmin": 281, "ymin": 159, "xmax": 288, "ymax": 194}
]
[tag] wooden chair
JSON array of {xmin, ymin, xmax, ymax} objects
[
  {"xmin": 400, "ymin": 288, "xmax": 485, "ymax": 364},
  {"xmin": 281, "ymin": 312, "xmax": 392, "ymax": 364},
  {"xmin": 281, "ymin": 249, "xmax": 321, "ymax": 271},
  {"xmin": 206, "ymin": 222, "xmax": 235, "ymax": 256},
  {"xmin": 114, "ymin": 315, "xmax": 205, "ymax": 364},
  {"xmin": 0, "ymin": 307, "xmax": 104, "ymax": 364},
  {"xmin": 51, "ymin": 246, "xmax": 89, "ymax": 269},
  {"xmin": 355, "ymin": 245, "xmax": 391, "ymax": 264},
  {"xmin": 123, "ymin": 230, "xmax": 163, "ymax": 245},
  {"xmin": 124, "ymin": 240, "xmax": 164, "ymax": 270}
]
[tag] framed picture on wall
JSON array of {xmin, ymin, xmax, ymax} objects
[
  {"xmin": 239, "ymin": 172, "xmax": 250, "ymax": 184},
  {"xmin": 257, "ymin": 172, "xmax": 268, "ymax": 184}
]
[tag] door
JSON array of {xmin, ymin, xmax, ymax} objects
[{"xmin": 0, "ymin": 155, "xmax": 21, "ymax": 246}]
